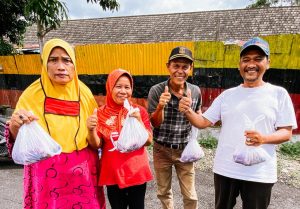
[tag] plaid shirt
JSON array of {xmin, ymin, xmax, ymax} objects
[{"xmin": 148, "ymin": 80, "xmax": 202, "ymax": 144}]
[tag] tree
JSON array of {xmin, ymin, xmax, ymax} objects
[
  {"xmin": 24, "ymin": 0, "xmax": 69, "ymax": 53},
  {"xmin": 0, "ymin": 39, "xmax": 16, "ymax": 56},
  {"xmin": 247, "ymin": 0, "xmax": 300, "ymax": 8},
  {"xmin": 1, "ymin": 0, "xmax": 120, "ymax": 55},
  {"xmin": 87, "ymin": 0, "xmax": 119, "ymax": 11},
  {"xmin": 25, "ymin": 0, "xmax": 120, "ymax": 53},
  {"xmin": 0, "ymin": 0, "xmax": 28, "ymax": 55}
]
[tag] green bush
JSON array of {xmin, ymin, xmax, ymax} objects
[
  {"xmin": 198, "ymin": 134, "xmax": 218, "ymax": 149},
  {"xmin": 279, "ymin": 141, "xmax": 300, "ymax": 158},
  {"xmin": 0, "ymin": 39, "xmax": 16, "ymax": 55}
]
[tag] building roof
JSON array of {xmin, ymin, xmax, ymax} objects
[{"xmin": 23, "ymin": 6, "xmax": 300, "ymax": 48}]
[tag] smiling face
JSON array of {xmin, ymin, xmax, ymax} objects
[
  {"xmin": 111, "ymin": 75, "xmax": 133, "ymax": 105},
  {"xmin": 47, "ymin": 47, "xmax": 75, "ymax": 85},
  {"xmin": 167, "ymin": 58, "xmax": 193, "ymax": 87},
  {"xmin": 239, "ymin": 48, "xmax": 270, "ymax": 87}
]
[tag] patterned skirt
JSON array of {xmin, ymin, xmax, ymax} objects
[{"xmin": 23, "ymin": 147, "xmax": 106, "ymax": 209}]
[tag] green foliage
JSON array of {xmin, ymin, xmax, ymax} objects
[
  {"xmin": 247, "ymin": 0, "xmax": 272, "ymax": 8},
  {"xmin": 0, "ymin": 0, "xmax": 28, "ymax": 45},
  {"xmin": 198, "ymin": 134, "xmax": 218, "ymax": 149},
  {"xmin": 0, "ymin": 38, "xmax": 16, "ymax": 55},
  {"xmin": 87, "ymin": 0, "xmax": 120, "ymax": 11},
  {"xmin": 247, "ymin": 0, "xmax": 300, "ymax": 8},
  {"xmin": 1, "ymin": 0, "xmax": 120, "ymax": 52},
  {"xmin": 279, "ymin": 141, "xmax": 300, "ymax": 158},
  {"xmin": 25, "ymin": 0, "xmax": 69, "ymax": 37}
]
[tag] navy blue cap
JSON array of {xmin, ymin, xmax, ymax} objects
[{"xmin": 240, "ymin": 37, "xmax": 270, "ymax": 57}]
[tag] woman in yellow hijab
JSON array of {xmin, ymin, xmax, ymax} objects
[{"xmin": 6, "ymin": 39, "xmax": 106, "ymax": 209}]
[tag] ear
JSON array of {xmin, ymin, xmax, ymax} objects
[
  {"xmin": 166, "ymin": 62, "xmax": 172, "ymax": 74},
  {"xmin": 266, "ymin": 58, "xmax": 270, "ymax": 70}
]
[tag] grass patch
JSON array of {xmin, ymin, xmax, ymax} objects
[
  {"xmin": 198, "ymin": 134, "xmax": 218, "ymax": 149},
  {"xmin": 279, "ymin": 141, "xmax": 300, "ymax": 158}
]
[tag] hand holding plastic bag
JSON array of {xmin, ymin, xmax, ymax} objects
[
  {"xmin": 110, "ymin": 99, "xmax": 148, "ymax": 153},
  {"xmin": 180, "ymin": 126, "xmax": 205, "ymax": 163},
  {"xmin": 233, "ymin": 144, "xmax": 270, "ymax": 166},
  {"xmin": 12, "ymin": 121, "xmax": 62, "ymax": 165},
  {"xmin": 233, "ymin": 114, "xmax": 270, "ymax": 166}
]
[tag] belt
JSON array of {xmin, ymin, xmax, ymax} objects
[{"xmin": 155, "ymin": 140, "xmax": 187, "ymax": 150}]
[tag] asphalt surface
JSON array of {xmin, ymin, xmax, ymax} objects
[{"xmin": 1, "ymin": 159, "xmax": 299, "ymax": 209}]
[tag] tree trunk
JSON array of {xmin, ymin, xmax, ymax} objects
[{"xmin": 37, "ymin": 21, "xmax": 44, "ymax": 55}]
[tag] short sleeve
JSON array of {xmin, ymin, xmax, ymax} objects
[
  {"xmin": 202, "ymin": 93, "xmax": 222, "ymax": 125},
  {"xmin": 139, "ymin": 106, "xmax": 152, "ymax": 132},
  {"xmin": 275, "ymin": 89, "xmax": 297, "ymax": 129},
  {"xmin": 147, "ymin": 86, "xmax": 160, "ymax": 114}
]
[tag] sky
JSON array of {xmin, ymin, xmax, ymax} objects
[{"xmin": 64, "ymin": 0, "xmax": 251, "ymax": 19}]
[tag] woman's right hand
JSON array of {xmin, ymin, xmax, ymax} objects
[
  {"xmin": 87, "ymin": 109, "xmax": 98, "ymax": 132},
  {"xmin": 9, "ymin": 110, "xmax": 38, "ymax": 139},
  {"xmin": 86, "ymin": 109, "xmax": 102, "ymax": 149}
]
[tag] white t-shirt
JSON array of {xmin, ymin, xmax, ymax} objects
[{"xmin": 203, "ymin": 83, "xmax": 297, "ymax": 183}]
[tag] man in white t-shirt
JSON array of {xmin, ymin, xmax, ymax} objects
[{"xmin": 178, "ymin": 37, "xmax": 298, "ymax": 209}]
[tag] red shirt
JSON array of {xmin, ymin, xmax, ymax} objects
[{"xmin": 98, "ymin": 106, "xmax": 153, "ymax": 188}]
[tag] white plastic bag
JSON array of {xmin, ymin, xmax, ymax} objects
[
  {"xmin": 12, "ymin": 121, "xmax": 62, "ymax": 165},
  {"xmin": 233, "ymin": 145, "xmax": 270, "ymax": 166},
  {"xmin": 233, "ymin": 114, "xmax": 270, "ymax": 166},
  {"xmin": 110, "ymin": 99, "xmax": 148, "ymax": 153},
  {"xmin": 180, "ymin": 126, "xmax": 205, "ymax": 163}
]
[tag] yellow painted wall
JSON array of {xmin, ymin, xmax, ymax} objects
[
  {"xmin": 194, "ymin": 34, "xmax": 300, "ymax": 69},
  {"xmin": 75, "ymin": 41, "xmax": 194, "ymax": 75},
  {"xmin": 0, "ymin": 34, "xmax": 299, "ymax": 75},
  {"xmin": 0, "ymin": 56, "xmax": 18, "ymax": 74},
  {"xmin": 0, "ymin": 54, "xmax": 41, "ymax": 74}
]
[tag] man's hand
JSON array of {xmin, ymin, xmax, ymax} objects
[
  {"xmin": 158, "ymin": 86, "xmax": 171, "ymax": 109},
  {"xmin": 245, "ymin": 130, "xmax": 265, "ymax": 146},
  {"xmin": 179, "ymin": 88, "xmax": 192, "ymax": 113}
]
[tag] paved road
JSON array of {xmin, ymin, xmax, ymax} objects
[{"xmin": 1, "ymin": 159, "xmax": 299, "ymax": 209}]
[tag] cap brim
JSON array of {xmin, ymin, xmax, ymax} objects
[
  {"xmin": 169, "ymin": 54, "xmax": 193, "ymax": 62},
  {"xmin": 240, "ymin": 45, "xmax": 269, "ymax": 57}
]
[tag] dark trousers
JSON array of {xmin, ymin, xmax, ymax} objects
[
  {"xmin": 214, "ymin": 173, "xmax": 274, "ymax": 209},
  {"xmin": 106, "ymin": 183, "xmax": 147, "ymax": 209}
]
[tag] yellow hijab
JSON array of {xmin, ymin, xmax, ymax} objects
[{"xmin": 15, "ymin": 39, "xmax": 97, "ymax": 153}]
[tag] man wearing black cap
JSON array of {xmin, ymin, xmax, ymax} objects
[
  {"xmin": 181, "ymin": 37, "xmax": 297, "ymax": 209},
  {"xmin": 147, "ymin": 46, "xmax": 202, "ymax": 209}
]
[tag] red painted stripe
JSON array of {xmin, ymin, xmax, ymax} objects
[
  {"xmin": 1, "ymin": 89, "xmax": 299, "ymax": 133},
  {"xmin": 200, "ymin": 88, "xmax": 300, "ymax": 134}
]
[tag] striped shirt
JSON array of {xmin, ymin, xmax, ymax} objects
[{"xmin": 148, "ymin": 80, "xmax": 202, "ymax": 144}]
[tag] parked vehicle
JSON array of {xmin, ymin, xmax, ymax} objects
[{"xmin": 0, "ymin": 116, "xmax": 9, "ymax": 158}]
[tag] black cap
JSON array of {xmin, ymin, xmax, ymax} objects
[{"xmin": 169, "ymin": 46, "xmax": 193, "ymax": 62}]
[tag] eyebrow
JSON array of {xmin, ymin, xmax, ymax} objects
[{"xmin": 48, "ymin": 56, "xmax": 72, "ymax": 61}]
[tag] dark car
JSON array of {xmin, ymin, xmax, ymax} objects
[{"xmin": 0, "ymin": 116, "xmax": 9, "ymax": 158}]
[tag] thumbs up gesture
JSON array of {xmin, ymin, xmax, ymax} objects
[
  {"xmin": 159, "ymin": 86, "xmax": 171, "ymax": 108},
  {"xmin": 179, "ymin": 89, "xmax": 192, "ymax": 113},
  {"xmin": 87, "ymin": 108, "xmax": 98, "ymax": 131}
]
